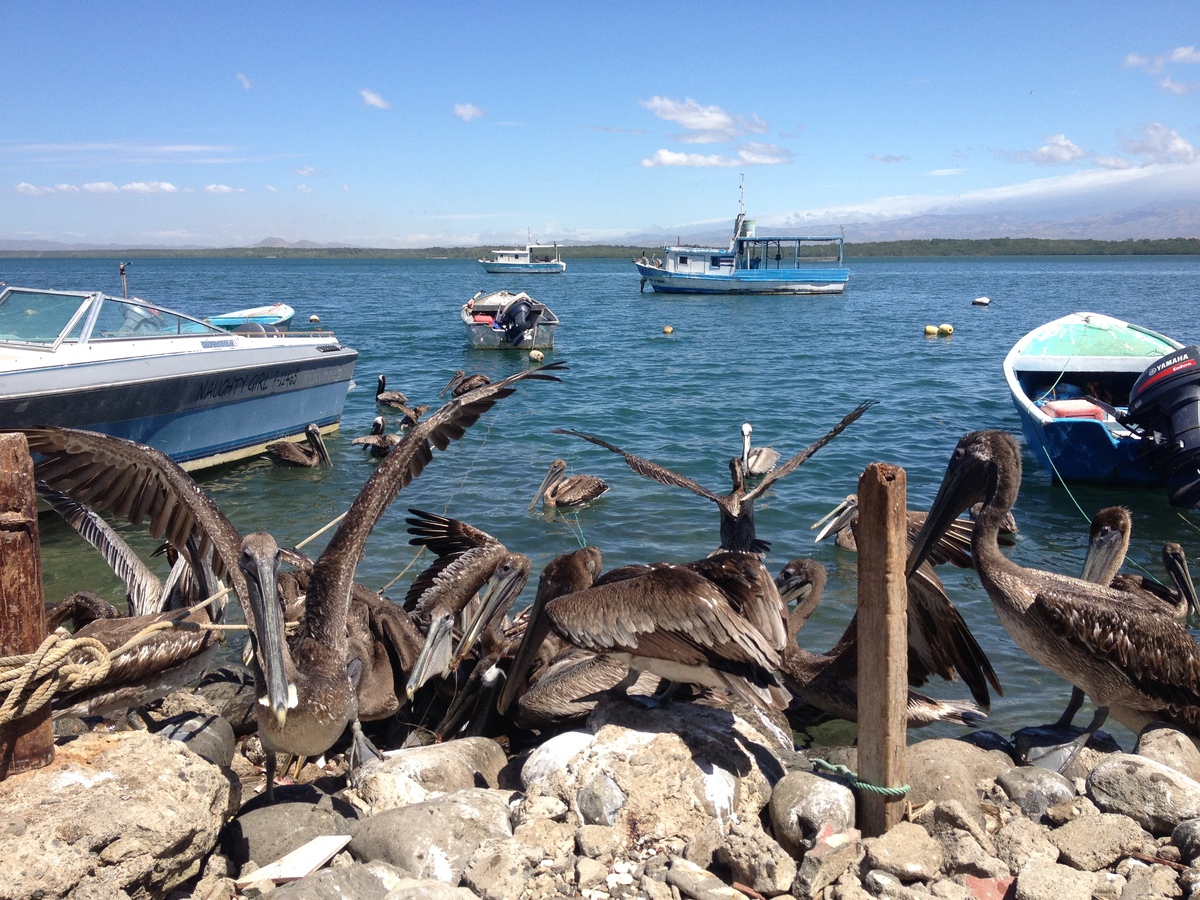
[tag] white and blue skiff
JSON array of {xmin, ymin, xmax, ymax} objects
[{"xmin": 207, "ymin": 302, "xmax": 295, "ymax": 331}]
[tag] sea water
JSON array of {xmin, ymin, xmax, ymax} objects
[{"xmin": 5, "ymin": 253, "xmax": 1200, "ymax": 745}]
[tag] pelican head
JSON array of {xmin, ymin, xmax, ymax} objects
[
  {"xmin": 811, "ymin": 494, "xmax": 859, "ymax": 543},
  {"xmin": 741, "ymin": 422, "xmax": 753, "ymax": 466},
  {"xmin": 406, "ymin": 611, "xmax": 455, "ymax": 700},
  {"xmin": 439, "ymin": 370, "xmax": 466, "ymax": 398},
  {"xmin": 239, "ymin": 531, "xmax": 293, "ymax": 727},
  {"xmin": 303, "ymin": 423, "xmax": 333, "ymax": 466},
  {"xmin": 528, "ymin": 459, "xmax": 568, "ymax": 510},
  {"xmin": 1080, "ymin": 506, "xmax": 1131, "ymax": 584},
  {"xmin": 452, "ymin": 552, "xmax": 531, "ymax": 666}
]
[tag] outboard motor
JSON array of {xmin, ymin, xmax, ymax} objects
[
  {"xmin": 1126, "ymin": 345, "xmax": 1200, "ymax": 507},
  {"xmin": 497, "ymin": 297, "xmax": 534, "ymax": 346}
]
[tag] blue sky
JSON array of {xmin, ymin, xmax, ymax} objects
[{"xmin": 2, "ymin": 2, "xmax": 1199, "ymax": 247}]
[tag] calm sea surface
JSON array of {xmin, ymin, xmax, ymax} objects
[{"xmin": 6, "ymin": 254, "xmax": 1200, "ymax": 746}]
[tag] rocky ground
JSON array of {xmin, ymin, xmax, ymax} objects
[{"xmin": 3, "ymin": 665, "xmax": 1200, "ymax": 900}]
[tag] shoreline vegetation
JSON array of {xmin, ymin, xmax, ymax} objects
[{"xmin": 2, "ymin": 237, "xmax": 1200, "ymax": 260}]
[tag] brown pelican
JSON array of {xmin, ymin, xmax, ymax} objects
[
  {"xmin": 499, "ymin": 549, "xmax": 791, "ymax": 713},
  {"xmin": 8, "ymin": 359, "xmax": 567, "ymax": 799},
  {"xmin": 741, "ymin": 422, "xmax": 780, "ymax": 477},
  {"xmin": 907, "ymin": 429, "xmax": 1200, "ymax": 756},
  {"xmin": 396, "ymin": 403, "xmax": 432, "ymax": 429},
  {"xmin": 1080, "ymin": 506, "xmax": 1199, "ymax": 619},
  {"xmin": 375, "ymin": 374, "xmax": 410, "ymax": 410},
  {"xmin": 773, "ymin": 558, "xmax": 984, "ymax": 728},
  {"xmin": 352, "ymin": 416, "xmax": 400, "ymax": 457},
  {"xmin": 265, "ymin": 424, "xmax": 332, "ymax": 468},
  {"xmin": 812, "ymin": 492, "xmax": 974, "ymax": 568},
  {"xmin": 440, "ymin": 370, "xmax": 491, "ymax": 397},
  {"xmin": 528, "ymin": 459, "xmax": 610, "ymax": 511},
  {"xmin": 554, "ymin": 400, "xmax": 875, "ymax": 554},
  {"xmin": 401, "ymin": 509, "xmax": 531, "ymax": 699}
]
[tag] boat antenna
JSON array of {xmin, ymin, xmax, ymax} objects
[{"xmin": 119, "ymin": 261, "xmax": 129, "ymax": 298}]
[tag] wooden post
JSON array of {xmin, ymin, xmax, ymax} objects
[
  {"xmin": 0, "ymin": 432, "xmax": 54, "ymax": 778},
  {"xmin": 855, "ymin": 462, "xmax": 909, "ymax": 836}
]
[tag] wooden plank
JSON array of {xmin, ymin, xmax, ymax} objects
[
  {"xmin": 234, "ymin": 833, "xmax": 352, "ymax": 887},
  {"xmin": 0, "ymin": 432, "xmax": 54, "ymax": 778},
  {"xmin": 855, "ymin": 461, "xmax": 909, "ymax": 836}
]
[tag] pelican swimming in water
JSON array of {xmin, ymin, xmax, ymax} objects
[
  {"xmin": 1080, "ymin": 506, "xmax": 1199, "ymax": 620},
  {"xmin": 375, "ymin": 374, "xmax": 410, "ymax": 410},
  {"xmin": 265, "ymin": 423, "xmax": 332, "ymax": 468},
  {"xmin": 352, "ymin": 416, "xmax": 400, "ymax": 458},
  {"xmin": 741, "ymin": 423, "xmax": 780, "ymax": 478},
  {"xmin": 7, "ymin": 359, "xmax": 567, "ymax": 799},
  {"xmin": 773, "ymin": 558, "xmax": 985, "ymax": 729},
  {"xmin": 812, "ymin": 492, "xmax": 975, "ymax": 568},
  {"xmin": 528, "ymin": 458, "xmax": 610, "ymax": 511},
  {"xmin": 554, "ymin": 400, "xmax": 876, "ymax": 554},
  {"xmin": 907, "ymin": 429, "xmax": 1200, "ymax": 760},
  {"xmin": 440, "ymin": 370, "xmax": 491, "ymax": 397}
]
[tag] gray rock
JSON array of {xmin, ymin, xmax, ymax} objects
[
  {"xmin": 792, "ymin": 823, "xmax": 862, "ymax": 897},
  {"xmin": 380, "ymin": 878, "xmax": 481, "ymax": 899},
  {"xmin": 1014, "ymin": 860, "xmax": 1096, "ymax": 900},
  {"xmin": 193, "ymin": 663, "xmax": 259, "ymax": 735},
  {"xmin": 577, "ymin": 772, "xmax": 628, "ymax": 825},
  {"xmin": 715, "ymin": 819, "xmax": 797, "ymax": 896},
  {"xmin": 1091, "ymin": 872, "xmax": 1127, "ymax": 900},
  {"xmin": 514, "ymin": 794, "xmax": 568, "ymax": 825},
  {"xmin": 993, "ymin": 818, "xmax": 1060, "ymax": 873},
  {"xmin": 225, "ymin": 794, "xmax": 355, "ymax": 869},
  {"xmin": 348, "ymin": 788, "xmax": 515, "ymax": 883},
  {"xmin": 769, "ymin": 769, "xmax": 856, "ymax": 858},
  {"xmin": 1120, "ymin": 863, "xmax": 1183, "ymax": 898},
  {"xmin": 996, "ymin": 766, "xmax": 1076, "ymax": 822},
  {"xmin": 1136, "ymin": 723, "xmax": 1200, "ymax": 783},
  {"xmin": 576, "ymin": 824, "xmax": 622, "ymax": 861},
  {"xmin": 352, "ymin": 737, "xmax": 509, "ymax": 811},
  {"xmin": 1087, "ymin": 753, "xmax": 1200, "ymax": 835},
  {"xmin": 861, "ymin": 868, "xmax": 932, "ymax": 899},
  {"xmin": 154, "ymin": 710, "xmax": 237, "ymax": 767},
  {"xmin": 861, "ymin": 820, "xmax": 944, "ymax": 882},
  {"xmin": 461, "ymin": 836, "xmax": 543, "ymax": 900},
  {"xmin": 0, "ymin": 730, "xmax": 234, "ymax": 900},
  {"xmin": 272, "ymin": 860, "xmax": 411, "ymax": 898},
  {"xmin": 667, "ymin": 856, "xmax": 747, "ymax": 899},
  {"xmin": 1171, "ymin": 818, "xmax": 1200, "ymax": 863},
  {"xmin": 1047, "ymin": 812, "xmax": 1147, "ymax": 871},
  {"xmin": 907, "ymin": 740, "xmax": 1006, "ymax": 826},
  {"xmin": 576, "ymin": 857, "xmax": 609, "ymax": 889},
  {"xmin": 684, "ymin": 819, "xmax": 726, "ymax": 868}
]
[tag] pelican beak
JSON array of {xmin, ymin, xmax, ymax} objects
[
  {"xmin": 453, "ymin": 558, "xmax": 529, "ymax": 666},
  {"xmin": 438, "ymin": 373, "xmax": 461, "ymax": 398},
  {"xmin": 1164, "ymin": 546, "xmax": 1200, "ymax": 620},
  {"xmin": 406, "ymin": 612, "xmax": 455, "ymax": 700},
  {"xmin": 308, "ymin": 427, "xmax": 333, "ymax": 466},
  {"xmin": 906, "ymin": 451, "xmax": 981, "ymax": 580},
  {"xmin": 811, "ymin": 497, "xmax": 859, "ymax": 543},
  {"xmin": 528, "ymin": 467, "xmax": 557, "ymax": 511},
  {"xmin": 1080, "ymin": 526, "xmax": 1126, "ymax": 584},
  {"xmin": 774, "ymin": 571, "xmax": 814, "ymax": 607},
  {"xmin": 242, "ymin": 534, "xmax": 292, "ymax": 727}
]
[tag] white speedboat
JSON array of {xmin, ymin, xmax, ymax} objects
[
  {"xmin": 0, "ymin": 286, "xmax": 357, "ymax": 471},
  {"xmin": 461, "ymin": 290, "xmax": 559, "ymax": 349}
]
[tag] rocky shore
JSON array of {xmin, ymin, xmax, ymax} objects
[{"xmin": 4, "ymin": 665, "xmax": 1200, "ymax": 900}]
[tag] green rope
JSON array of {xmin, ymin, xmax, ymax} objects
[{"xmin": 811, "ymin": 758, "xmax": 911, "ymax": 797}]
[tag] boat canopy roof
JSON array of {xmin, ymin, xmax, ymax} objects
[{"xmin": 0, "ymin": 286, "xmax": 229, "ymax": 352}]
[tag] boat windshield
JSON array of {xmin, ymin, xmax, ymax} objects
[
  {"xmin": 87, "ymin": 295, "xmax": 225, "ymax": 341},
  {"xmin": 0, "ymin": 288, "xmax": 92, "ymax": 349}
]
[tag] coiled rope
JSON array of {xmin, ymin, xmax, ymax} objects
[{"xmin": 811, "ymin": 757, "xmax": 911, "ymax": 797}]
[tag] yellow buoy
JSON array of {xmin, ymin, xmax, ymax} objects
[
  {"xmin": 663, "ymin": 325, "xmax": 674, "ymax": 334},
  {"xmin": 924, "ymin": 325, "xmax": 939, "ymax": 336},
  {"xmin": 938, "ymin": 323, "xmax": 954, "ymax": 335},
  {"xmin": 529, "ymin": 349, "xmax": 544, "ymax": 362}
]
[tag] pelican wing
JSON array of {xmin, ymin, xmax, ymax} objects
[
  {"xmin": 746, "ymin": 400, "xmax": 877, "ymax": 502},
  {"xmin": 306, "ymin": 362, "xmax": 566, "ymax": 636},
  {"xmin": 403, "ymin": 508, "xmax": 507, "ymax": 618},
  {"xmin": 552, "ymin": 428, "xmax": 722, "ymax": 502}
]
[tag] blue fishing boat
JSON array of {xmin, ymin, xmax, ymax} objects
[
  {"xmin": 1004, "ymin": 311, "xmax": 1200, "ymax": 507},
  {"xmin": 633, "ymin": 191, "xmax": 849, "ymax": 295}
]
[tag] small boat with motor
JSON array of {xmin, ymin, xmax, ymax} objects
[
  {"xmin": 0, "ymin": 285, "xmax": 357, "ymax": 471},
  {"xmin": 478, "ymin": 232, "xmax": 566, "ymax": 275},
  {"xmin": 206, "ymin": 302, "xmax": 295, "ymax": 331},
  {"xmin": 460, "ymin": 290, "xmax": 559, "ymax": 350},
  {"xmin": 633, "ymin": 186, "xmax": 849, "ymax": 296},
  {"xmin": 1004, "ymin": 311, "xmax": 1200, "ymax": 507}
]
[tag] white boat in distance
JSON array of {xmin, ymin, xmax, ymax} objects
[
  {"xmin": 634, "ymin": 192, "xmax": 849, "ymax": 295},
  {"xmin": 478, "ymin": 232, "xmax": 566, "ymax": 275},
  {"xmin": 0, "ymin": 286, "xmax": 357, "ymax": 471}
]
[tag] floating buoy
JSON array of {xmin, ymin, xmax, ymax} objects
[
  {"xmin": 663, "ymin": 325, "xmax": 674, "ymax": 334},
  {"xmin": 309, "ymin": 314, "xmax": 320, "ymax": 324},
  {"xmin": 972, "ymin": 296, "xmax": 991, "ymax": 306},
  {"xmin": 529, "ymin": 349, "xmax": 544, "ymax": 362},
  {"xmin": 938, "ymin": 323, "xmax": 954, "ymax": 335},
  {"xmin": 924, "ymin": 325, "xmax": 939, "ymax": 336}
]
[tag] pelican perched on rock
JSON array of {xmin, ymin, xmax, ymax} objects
[
  {"xmin": 907, "ymin": 429, "xmax": 1200, "ymax": 758},
  {"xmin": 773, "ymin": 558, "xmax": 985, "ymax": 728},
  {"xmin": 741, "ymin": 423, "xmax": 779, "ymax": 477},
  {"xmin": 440, "ymin": 370, "xmax": 491, "ymax": 397},
  {"xmin": 500, "ymin": 549, "xmax": 790, "ymax": 714},
  {"xmin": 352, "ymin": 416, "xmax": 400, "ymax": 458},
  {"xmin": 265, "ymin": 424, "xmax": 332, "ymax": 468},
  {"xmin": 555, "ymin": 400, "xmax": 875, "ymax": 554},
  {"xmin": 1080, "ymin": 506, "xmax": 1199, "ymax": 620},
  {"xmin": 7, "ymin": 359, "xmax": 566, "ymax": 800},
  {"xmin": 374, "ymin": 374, "xmax": 410, "ymax": 410},
  {"xmin": 528, "ymin": 459, "xmax": 610, "ymax": 511}
]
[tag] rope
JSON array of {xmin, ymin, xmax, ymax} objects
[
  {"xmin": 0, "ymin": 633, "xmax": 111, "ymax": 725},
  {"xmin": 811, "ymin": 758, "xmax": 911, "ymax": 797}
]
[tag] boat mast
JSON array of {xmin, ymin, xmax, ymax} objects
[{"xmin": 731, "ymin": 175, "xmax": 746, "ymax": 251}]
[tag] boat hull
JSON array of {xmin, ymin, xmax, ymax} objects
[
  {"xmin": 465, "ymin": 322, "xmax": 558, "ymax": 350},
  {"xmin": 208, "ymin": 303, "xmax": 295, "ymax": 330},
  {"xmin": 479, "ymin": 262, "xmax": 566, "ymax": 275},
  {"xmin": 634, "ymin": 262, "xmax": 848, "ymax": 295},
  {"xmin": 460, "ymin": 290, "xmax": 559, "ymax": 350}
]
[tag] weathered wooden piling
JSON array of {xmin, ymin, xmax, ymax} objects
[
  {"xmin": 0, "ymin": 432, "xmax": 54, "ymax": 778},
  {"xmin": 855, "ymin": 462, "xmax": 909, "ymax": 836}
]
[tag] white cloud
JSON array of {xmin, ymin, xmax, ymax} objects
[
  {"xmin": 1162, "ymin": 76, "xmax": 1200, "ymax": 95},
  {"xmin": 83, "ymin": 181, "xmax": 118, "ymax": 193},
  {"xmin": 1094, "ymin": 155, "xmax": 1133, "ymax": 170},
  {"xmin": 638, "ymin": 96, "xmax": 767, "ymax": 144},
  {"xmin": 205, "ymin": 184, "xmax": 245, "ymax": 193},
  {"xmin": 265, "ymin": 185, "xmax": 278, "ymax": 192},
  {"xmin": 342, "ymin": 183, "xmax": 350, "ymax": 191},
  {"xmin": 1170, "ymin": 46, "xmax": 1200, "ymax": 64},
  {"xmin": 870, "ymin": 154, "xmax": 910, "ymax": 164},
  {"xmin": 640, "ymin": 143, "xmax": 791, "ymax": 168},
  {"xmin": 361, "ymin": 89, "xmax": 390, "ymax": 109},
  {"xmin": 928, "ymin": 168, "xmax": 965, "ymax": 176},
  {"xmin": 736, "ymin": 143, "xmax": 792, "ymax": 165},
  {"xmin": 454, "ymin": 103, "xmax": 484, "ymax": 122},
  {"xmin": 294, "ymin": 166, "xmax": 316, "ymax": 176},
  {"xmin": 16, "ymin": 182, "xmax": 48, "ymax": 195},
  {"xmin": 236, "ymin": 72, "xmax": 252, "ymax": 90},
  {"xmin": 1125, "ymin": 46, "xmax": 1200, "ymax": 77},
  {"xmin": 1121, "ymin": 122, "xmax": 1195, "ymax": 164},
  {"xmin": 54, "ymin": 183, "xmax": 80, "ymax": 192},
  {"xmin": 121, "ymin": 181, "xmax": 178, "ymax": 193},
  {"xmin": 1029, "ymin": 134, "xmax": 1086, "ymax": 165},
  {"xmin": 297, "ymin": 184, "xmax": 313, "ymax": 193}
]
